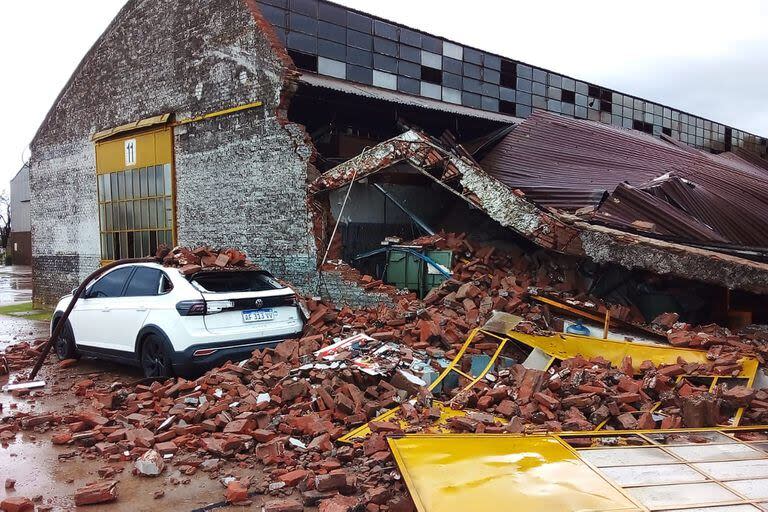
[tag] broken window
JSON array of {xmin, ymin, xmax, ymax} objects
[{"xmin": 95, "ymin": 128, "xmax": 174, "ymax": 261}]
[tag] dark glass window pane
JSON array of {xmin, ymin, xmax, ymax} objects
[
  {"xmin": 373, "ymin": 53, "xmax": 397, "ymax": 72},
  {"xmin": 290, "ymin": 0, "xmax": 317, "ymax": 17},
  {"xmin": 517, "ymin": 64, "xmax": 532, "ymax": 80},
  {"xmin": 397, "ymin": 76, "xmax": 419, "ymax": 94},
  {"xmin": 347, "ymin": 64, "xmax": 372, "ymax": 84},
  {"xmin": 462, "ymin": 91, "xmax": 481, "ymax": 108},
  {"xmin": 443, "ymin": 57, "xmax": 462, "ymax": 75},
  {"xmin": 347, "ymin": 30, "xmax": 372, "ymax": 50},
  {"xmin": 463, "ymin": 62, "xmax": 480, "ymax": 79},
  {"xmin": 464, "ymin": 47, "xmax": 482, "ymax": 64},
  {"xmin": 373, "ymin": 37, "xmax": 397, "ymax": 56},
  {"xmin": 463, "ymin": 77, "xmax": 482, "ymax": 94},
  {"xmin": 482, "ymin": 82, "xmax": 499, "ymax": 98},
  {"xmin": 290, "ymin": 13, "xmax": 317, "ymax": 35},
  {"xmin": 533, "ymin": 68, "xmax": 547, "ymax": 83},
  {"xmin": 483, "ymin": 68, "xmax": 500, "ymax": 84},
  {"xmin": 348, "ymin": 12, "xmax": 371, "ymax": 33},
  {"xmin": 421, "ymin": 35, "xmax": 442, "ymax": 53},
  {"xmin": 318, "ymin": 2, "xmax": 345, "ymax": 24},
  {"xmin": 374, "ymin": 20, "xmax": 398, "ymax": 40},
  {"xmin": 347, "ymin": 47, "xmax": 371, "ymax": 66},
  {"xmin": 561, "ymin": 90, "xmax": 575, "ymax": 104},
  {"xmin": 481, "ymin": 96, "xmax": 498, "ymax": 111},
  {"xmin": 88, "ymin": 267, "xmax": 133, "ymax": 298},
  {"xmin": 399, "ymin": 44, "xmax": 420, "ymax": 63},
  {"xmin": 442, "ymin": 72, "xmax": 461, "ymax": 89},
  {"xmin": 398, "ymin": 60, "xmax": 420, "ymax": 78},
  {"xmin": 318, "ymin": 21, "xmax": 345, "ymax": 42},
  {"xmin": 125, "ymin": 267, "xmax": 162, "ymax": 297},
  {"xmin": 287, "ymin": 32, "xmax": 316, "ymax": 53},
  {"xmin": 484, "ymin": 54, "xmax": 501, "ymax": 70},
  {"xmin": 399, "ymin": 28, "xmax": 421, "ymax": 47},
  {"xmin": 260, "ymin": 5, "xmax": 286, "ymax": 27},
  {"xmin": 318, "ymin": 39, "xmax": 345, "ymax": 60}
]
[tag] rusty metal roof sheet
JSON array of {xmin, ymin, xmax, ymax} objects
[{"xmin": 480, "ymin": 110, "xmax": 768, "ymax": 247}]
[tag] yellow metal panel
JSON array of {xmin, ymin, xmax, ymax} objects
[
  {"xmin": 95, "ymin": 128, "xmax": 172, "ymax": 174},
  {"xmin": 389, "ymin": 435, "xmax": 641, "ymax": 512},
  {"xmin": 507, "ymin": 331, "xmax": 759, "ymax": 380}
]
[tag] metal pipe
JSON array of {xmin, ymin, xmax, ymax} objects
[
  {"xmin": 372, "ymin": 183, "xmax": 435, "ymax": 236},
  {"xmin": 29, "ymin": 257, "xmax": 158, "ymax": 380}
]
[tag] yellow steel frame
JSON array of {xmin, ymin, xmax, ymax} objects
[
  {"xmin": 340, "ymin": 320, "xmax": 760, "ymax": 442},
  {"xmin": 390, "ymin": 425, "xmax": 768, "ymax": 512}
]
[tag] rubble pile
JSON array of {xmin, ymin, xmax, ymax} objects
[
  {"xmin": 156, "ymin": 245, "xmax": 255, "ymax": 276},
  {"xmin": 416, "ymin": 352, "xmax": 768, "ymax": 432},
  {"xmin": 660, "ymin": 319, "xmax": 768, "ymax": 363},
  {"xmin": 0, "ymin": 339, "xmax": 47, "ymax": 376}
]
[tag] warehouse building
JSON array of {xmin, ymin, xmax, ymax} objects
[{"xmin": 29, "ymin": 0, "xmax": 768, "ymax": 308}]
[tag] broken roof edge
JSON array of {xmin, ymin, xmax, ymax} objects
[
  {"xmin": 298, "ymin": 73, "xmax": 522, "ymax": 125},
  {"xmin": 312, "ymin": 129, "xmax": 768, "ymax": 294}
]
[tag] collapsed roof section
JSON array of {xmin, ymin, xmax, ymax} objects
[
  {"xmin": 479, "ymin": 111, "xmax": 768, "ymax": 249},
  {"xmin": 310, "ymin": 129, "xmax": 768, "ymax": 294}
]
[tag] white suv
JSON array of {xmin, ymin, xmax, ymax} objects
[{"xmin": 51, "ymin": 262, "xmax": 305, "ymax": 378}]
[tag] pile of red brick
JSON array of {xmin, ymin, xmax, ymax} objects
[{"xmin": 157, "ymin": 245, "xmax": 254, "ymax": 276}]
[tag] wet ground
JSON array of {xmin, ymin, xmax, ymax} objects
[
  {"xmin": 0, "ymin": 266, "xmax": 33, "ymax": 305},
  {"xmin": 0, "ymin": 314, "xmax": 277, "ymax": 511}
]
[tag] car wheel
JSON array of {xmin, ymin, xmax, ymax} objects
[
  {"xmin": 54, "ymin": 320, "xmax": 80, "ymax": 361},
  {"xmin": 140, "ymin": 334, "xmax": 173, "ymax": 379}
]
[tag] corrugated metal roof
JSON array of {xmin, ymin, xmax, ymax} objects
[
  {"xmin": 480, "ymin": 110, "xmax": 768, "ymax": 247},
  {"xmin": 299, "ymin": 73, "xmax": 522, "ymax": 124}
]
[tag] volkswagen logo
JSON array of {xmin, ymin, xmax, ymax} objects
[{"xmin": 254, "ymin": 299, "xmax": 264, "ymax": 308}]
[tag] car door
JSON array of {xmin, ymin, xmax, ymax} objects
[
  {"xmin": 69, "ymin": 266, "xmax": 135, "ymax": 349},
  {"xmin": 113, "ymin": 266, "xmax": 167, "ymax": 352}
]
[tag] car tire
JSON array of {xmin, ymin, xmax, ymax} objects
[
  {"xmin": 54, "ymin": 320, "xmax": 80, "ymax": 361},
  {"xmin": 140, "ymin": 334, "xmax": 174, "ymax": 379}
]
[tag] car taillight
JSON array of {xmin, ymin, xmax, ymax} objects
[
  {"xmin": 206, "ymin": 300, "xmax": 234, "ymax": 314},
  {"xmin": 176, "ymin": 300, "xmax": 206, "ymax": 316}
]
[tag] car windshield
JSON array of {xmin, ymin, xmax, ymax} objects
[{"xmin": 190, "ymin": 271, "xmax": 281, "ymax": 293}]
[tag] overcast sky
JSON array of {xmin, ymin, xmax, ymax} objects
[{"xmin": 1, "ymin": 0, "xmax": 767, "ymax": 194}]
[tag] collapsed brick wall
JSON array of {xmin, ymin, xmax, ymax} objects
[{"xmin": 29, "ymin": 0, "xmax": 320, "ymax": 304}]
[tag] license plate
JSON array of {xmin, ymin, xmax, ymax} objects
[{"xmin": 242, "ymin": 308, "xmax": 278, "ymax": 323}]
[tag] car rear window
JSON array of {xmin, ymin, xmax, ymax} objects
[{"xmin": 191, "ymin": 271, "xmax": 281, "ymax": 293}]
